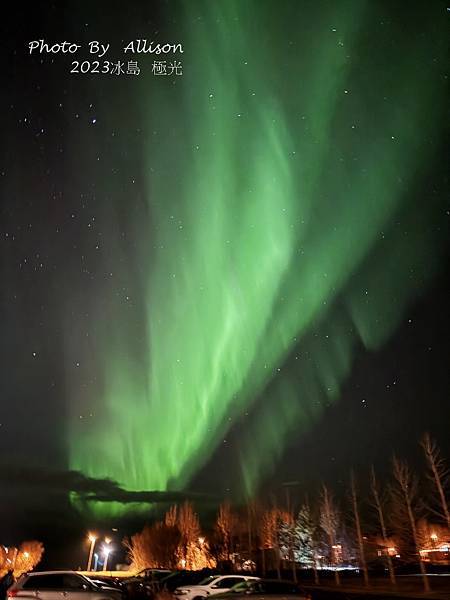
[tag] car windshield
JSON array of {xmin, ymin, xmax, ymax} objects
[{"xmin": 198, "ymin": 576, "xmax": 219, "ymax": 585}]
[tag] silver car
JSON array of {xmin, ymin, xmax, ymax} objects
[
  {"xmin": 212, "ymin": 579, "xmax": 311, "ymax": 600},
  {"xmin": 8, "ymin": 571, "xmax": 123, "ymax": 600}
]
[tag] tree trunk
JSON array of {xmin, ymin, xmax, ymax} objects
[
  {"xmin": 392, "ymin": 458, "xmax": 429, "ymax": 594},
  {"xmin": 371, "ymin": 467, "xmax": 396, "ymax": 585},
  {"xmin": 406, "ymin": 495, "xmax": 430, "ymax": 593},
  {"xmin": 247, "ymin": 504, "xmax": 253, "ymax": 571},
  {"xmin": 432, "ymin": 459, "xmax": 450, "ymax": 529},
  {"xmin": 422, "ymin": 434, "xmax": 450, "ymax": 530},
  {"xmin": 313, "ymin": 562, "xmax": 319, "ymax": 585},
  {"xmin": 328, "ymin": 533, "xmax": 340, "ymax": 586},
  {"xmin": 351, "ymin": 473, "xmax": 369, "ymax": 587}
]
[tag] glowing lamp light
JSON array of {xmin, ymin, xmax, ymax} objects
[
  {"xmin": 103, "ymin": 541, "xmax": 113, "ymax": 571},
  {"xmin": 86, "ymin": 533, "xmax": 97, "ymax": 571}
]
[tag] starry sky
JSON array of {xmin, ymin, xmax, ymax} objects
[{"xmin": 1, "ymin": 0, "xmax": 449, "ymax": 560}]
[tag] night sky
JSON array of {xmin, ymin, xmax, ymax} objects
[{"xmin": 1, "ymin": 0, "xmax": 449, "ymax": 566}]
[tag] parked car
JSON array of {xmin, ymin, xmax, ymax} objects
[
  {"xmin": 87, "ymin": 579, "xmax": 125, "ymax": 592},
  {"xmin": 122, "ymin": 570, "xmax": 173, "ymax": 600},
  {"xmin": 134, "ymin": 570, "xmax": 172, "ymax": 581},
  {"xmin": 159, "ymin": 570, "xmax": 218, "ymax": 593},
  {"xmin": 212, "ymin": 579, "xmax": 311, "ymax": 600},
  {"xmin": 8, "ymin": 571, "xmax": 124, "ymax": 600},
  {"xmin": 174, "ymin": 575, "xmax": 259, "ymax": 600}
]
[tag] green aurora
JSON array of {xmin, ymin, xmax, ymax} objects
[{"xmin": 67, "ymin": 0, "xmax": 448, "ymax": 508}]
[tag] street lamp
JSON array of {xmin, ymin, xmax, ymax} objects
[
  {"xmin": 86, "ymin": 534, "xmax": 97, "ymax": 571},
  {"xmin": 103, "ymin": 542, "xmax": 112, "ymax": 571}
]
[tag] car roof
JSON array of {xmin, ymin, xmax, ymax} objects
[
  {"xmin": 256, "ymin": 579, "xmax": 298, "ymax": 584},
  {"xmin": 217, "ymin": 576, "xmax": 258, "ymax": 579},
  {"xmin": 25, "ymin": 572, "xmax": 84, "ymax": 576},
  {"xmin": 177, "ymin": 575, "xmax": 256, "ymax": 588}
]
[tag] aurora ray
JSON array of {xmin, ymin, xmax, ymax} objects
[{"xmin": 66, "ymin": 0, "xmax": 448, "ymax": 507}]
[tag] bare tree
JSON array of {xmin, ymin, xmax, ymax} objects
[
  {"xmin": 319, "ymin": 485, "xmax": 340, "ymax": 586},
  {"xmin": 215, "ymin": 501, "xmax": 237, "ymax": 562},
  {"xmin": 13, "ymin": 541, "xmax": 44, "ymax": 577},
  {"xmin": 152, "ymin": 522, "xmax": 181, "ymax": 569},
  {"xmin": 391, "ymin": 457, "xmax": 430, "ymax": 593},
  {"xmin": 165, "ymin": 504, "xmax": 178, "ymax": 527},
  {"xmin": 124, "ymin": 524, "xmax": 158, "ymax": 570},
  {"xmin": 370, "ymin": 466, "xmax": 396, "ymax": 585},
  {"xmin": 125, "ymin": 506, "xmax": 182, "ymax": 570},
  {"xmin": 350, "ymin": 472, "xmax": 369, "ymax": 587},
  {"xmin": 421, "ymin": 433, "xmax": 450, "ymax": 528},
  {"xmin": 258, "ymin": 506, "xmax": 279, "ymax": 577},
  {"xmin": 177, "ymin": 501, "xmax": 201, "ymax": 569}
]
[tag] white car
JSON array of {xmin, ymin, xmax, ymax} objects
[
  {"xmin": 8, "ymin": 571, "xmax": 123, "ymax": 600},
  {"xmin": 174, "ymin": 575, "xmax": 259, "ymax": 600}
]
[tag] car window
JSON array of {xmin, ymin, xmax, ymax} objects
[
  {"xmin": 215, "ymin": 578, "xmax": 244, "ymax": 589},
  {"xmin": 63, "ymin": 575, "xmax": 87, "ymax": 590},
  {"xmin": 23, "ymin": 575, "xmax": 65, "ymax": 590},
  {"xmin": 199, "ymin": 576, "xmax": 219, "ymax": 586}
]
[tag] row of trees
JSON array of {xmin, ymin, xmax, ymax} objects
[
  {"xmin": 0, "ymin": 541, "xmax": 44, "ymax": 578},
  {"xmin": 126, "ymin": 433, "xmax": 450, "ymax": 592}
]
